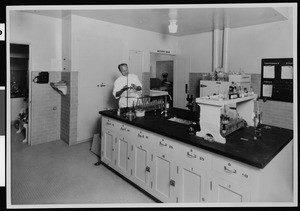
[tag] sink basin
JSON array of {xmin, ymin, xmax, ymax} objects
[{"xmin": 167, "ymin": 117, "xmax": 193, "ymax": 125}]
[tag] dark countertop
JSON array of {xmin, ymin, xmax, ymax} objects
[{"xmin": 99, "ymin": 108, "xmax": 293, "ymax": 169}]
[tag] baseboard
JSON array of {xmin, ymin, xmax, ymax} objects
[
  {"xmin": 76, "ymin": 137, "xmax": 93, "ymax": 144},
  {"xmin": 101, "ymin": 162, "xmax": 161, "ymax": 203}
]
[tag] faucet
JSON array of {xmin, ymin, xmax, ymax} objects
[
  {"xmin": 161, "ymin": 95, "xmax": 171, "ymax": 117},
  {"xmin": 186, "ymin": 94, "xmax": 194, "ymax": 111},
  {"xmin": 161, "ymin": 109, "xmax": 168, "ymax": 117}
]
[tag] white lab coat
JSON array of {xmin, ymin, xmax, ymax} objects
[{"xmin": 113, "ymin": 73, "xmax": 142, "ymax": 108}]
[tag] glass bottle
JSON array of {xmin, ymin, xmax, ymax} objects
[{"xmin": 253, "ymin": 111, "xmax": 262, "ymax": 139}]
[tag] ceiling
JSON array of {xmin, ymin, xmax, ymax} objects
[{"xmin": 22, "ymin": 6, "xmax": 288, "ymax": 36}]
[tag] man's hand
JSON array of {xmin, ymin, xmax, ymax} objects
[
  {"xmin": 131, "ymin": 84, "xmax": 137, "ymax": 89},
  {"xmin": 131, "ymin": 84, "xmax": 141, "ymax": 91},
  {"xmin": 116, "ymin": 85, "xmax": 129, "ymax": 98},
  {"xmin": 122, "ymin": 85, "xmax": 129, "ymax": 91}
]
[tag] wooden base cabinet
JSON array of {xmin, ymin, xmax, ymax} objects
[
  {"xmin": 101, "ymin": 129, "xmax": 115, "ymax": 167},
  {"xmin": 131, "ymin": 141, "xmax": 152, "ymax": 192},
  {"xmin": 114, "ymin": 135, "xmax": 131, "ymax": 177},
  {"xmin": 100, "ymin": 116, "xmax": 293, "ymax": 203},
  {"xmin": 150, "ymin": 151, "xmax": 178, "ymax": 203},
  {"xmin": 177, "ymin": 165, "xmax": 207, "ymax": 203},
  {"xmin": 209, "ymin": 175, "xmax": 250, "ymax": 202}
]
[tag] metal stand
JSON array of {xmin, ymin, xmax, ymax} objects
[
  {"xmin": 94, "ymin": 160, "xmax": 102, "ymax": 166},
  {"xmin": 195, "ymin": 94, "xmax": 256, "ymax": 144}
]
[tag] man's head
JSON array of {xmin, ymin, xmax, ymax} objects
[{"xmin": 118, "ymin": 63, "xmax": 129, "ymax": 76}]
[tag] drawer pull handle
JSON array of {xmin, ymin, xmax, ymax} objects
[
  {"xmin": 145, "ymin": 166, "xmax": 150, "ymax": 172},
  {"xmin": 106, "ymin": 122, "xmax": 111, "ymax": 125},
  {"xmin": 224, "ymin": 166, "xmax": 237, "ymax": 174},
  {"xmin": 242, "ymin": 173, "xmax": 248, "ymax": 178},
  {"xmin": 170, "ymin": 179, "xmax": 175, "ymax": 187},
  {"xmin": 159, "ymin": 141, "xmax": 167, "ymax": 146},
  {"xmin": 138, "ymin": 133, "xmax": 144, "ymax": 138},
  {"xmin": 187, "ymin": 151, "xmax": 196, "ymax": 158},
  {"xmin": 120, "ymin": 127, "xmax": 126, "ymax": 131}
]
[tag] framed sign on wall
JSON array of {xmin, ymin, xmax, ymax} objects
[{"xmin": 261, "ymin": 58, "xmax": 293, "ymax": 103}]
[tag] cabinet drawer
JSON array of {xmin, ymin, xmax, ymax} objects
[
  {"xmin": 135, "ymin": 129, "xmax": 164, "ymax": 151},
  {"xmin": 102, "ymin": 117, "xmax": 118, "ymax": 130},
  {"xmin": 182, "ymin": 145, "xmax": 211, "ymax": 168},
  {"xmin": 118, "ymin": 122, "xmax": 133, "ymax": 136},
  {"xmin": 212, "ymin": 156, "xmax": 252, "ymax": 183},
  {"xmin": 154, "ymin": 136, "xmax": 182, "ymax": 156}
]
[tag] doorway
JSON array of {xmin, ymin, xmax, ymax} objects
[
  {"xmin": 10, "ymin": 43, "xmax": 29, "ymax": 144},
  {"xmin": 150, "ymin": 53, "xmax": 174, "ymax": 107}
]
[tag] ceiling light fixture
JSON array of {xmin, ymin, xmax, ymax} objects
[
  {"xmin": 168, "ymin": 9, "xmax": 178, "ymax": 34},
  {"xmin": 168, "ymin": 20, "xmax": 178, "ymax": 33}
]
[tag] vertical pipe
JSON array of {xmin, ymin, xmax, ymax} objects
[
  {"xmin": 222, "ymin": 27, "xmax": 230, "ymax": 73},
  {"xmin": 213, "ymin": 28, "xmax": 220, "ymax": 72}
]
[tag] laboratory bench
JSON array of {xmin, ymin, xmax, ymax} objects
[{"xmin": 98, "ymin": 107, "xmax": 294, "ymax": 203}]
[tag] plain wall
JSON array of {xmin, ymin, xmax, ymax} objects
[
  {"xmin": 69, "ymin": 14, "xmax": 179, "ymax": 141},
  {"xmin": 228, "ymin": 18, "xmax": 293, "ymax": 74},
  {"xmin": 178, "ymin": 12, "xmax": 293, "ymax": 75},
  {"xmin": 9, "ymin": 11, "xmax": 62, "ymax": 72},
  {"xmin": 178, "ymin": 31, "xmax": 214, "ymax": 73}
]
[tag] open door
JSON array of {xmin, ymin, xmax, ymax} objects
[{"xmin": 173, "ymin": 56, "xmax": 190, "ymax": 109}]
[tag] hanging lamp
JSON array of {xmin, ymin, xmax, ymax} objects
[{"xmin": 168, "ymin": 9, "xmax": 178, "ymax": 33}]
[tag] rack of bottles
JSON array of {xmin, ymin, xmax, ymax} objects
[
  {"xmin": 135, "ymin": 96, "xmax": 165, "ymax": 112},
  {"xmin": 220, "ymin": 106, "xmax": 247, "ymax": 137}
]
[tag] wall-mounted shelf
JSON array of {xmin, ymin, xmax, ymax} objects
[
  {"xmin": 50, "ymin": 81, "xmax": 67, "ymax": 96},
  {"xmin": 10, "ymin": 54, "xmax": 29, "ymax": 59}
]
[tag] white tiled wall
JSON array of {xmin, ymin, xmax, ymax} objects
[{"xmin": 30, "ymin": 71, "xmax": 61, "ymax": 145}]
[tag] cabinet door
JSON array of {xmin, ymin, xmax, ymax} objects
[
  {"xmin": 151, "ymin": 151, "xmax": 177, "ymax": 203},
  {"xmin": 101, "ymin": 129, "xmax": 115, "ymax": 167},
  {"xmin": 177, "ymin": 165, "xmax": 207, "ymax": 203},
  {"xmin": 210, "ymin": 176, "xmax": 250, "ymax": 202},
  {"xmin": 114, "ymin": 135, "xmax": 131, "ymax": 177},
  {"xmin": 131, "ymin": 142, "xmax": 152, "ymax": 191}
]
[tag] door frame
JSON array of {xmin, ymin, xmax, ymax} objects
[
  {"xmin": 149, "ymin": 52, "xmax": 176, "ymax": 104},
  {"xmin": 149, "ymin": 52, "xmax": 191, "ymax": 109},
  {"xmin": 173, "ymin": 55, "xmax": 190, "ymax": 109},
  {"xmin": 9, "ymin": 42, "xmax": 32, "ymax": 145}
]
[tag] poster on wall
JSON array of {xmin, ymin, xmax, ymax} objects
[{"xmin": 261, "ymin": 58, "xmax": 293, "ymax": 103}]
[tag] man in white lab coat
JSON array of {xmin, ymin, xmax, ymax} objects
[{"xmin": 113, "ymin": 63, "xmax": 142, "ymax": 108}]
